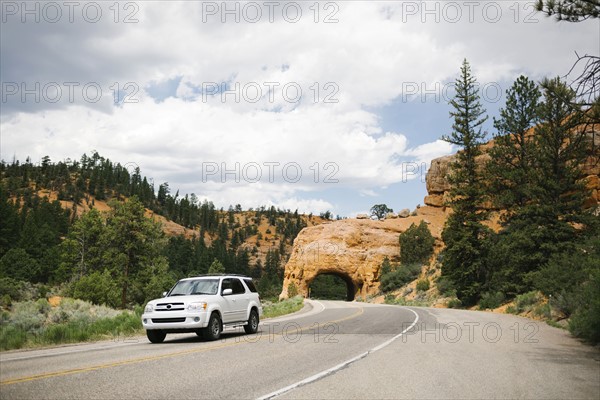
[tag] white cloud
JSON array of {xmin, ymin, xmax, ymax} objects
[{"xmin": 0, "ymin": 1, "xmax": 595, "ymax": 214}]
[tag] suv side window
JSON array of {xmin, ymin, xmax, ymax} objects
[
  {"xmin": 243, "ymin": 279, "xmax": 258, "ymax": 293},
  {"xmin": 221, "ymin": 278, "xmax": 232, "ymax": 294},
  {"xmin": 231, "ymin": 278, "xmax": 246, "ymax": 295}
]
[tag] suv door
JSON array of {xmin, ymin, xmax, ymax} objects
[
  {"xmin": 231, "ymin": 278, "xmax": 250, "ymax": 321},
  {"xmin": 221, "ymin": 278, "xmax": 248, "ymax": 323},
  {"xmin": 220, "ymin": 278, "xmax": 236, "ymax": 323}
]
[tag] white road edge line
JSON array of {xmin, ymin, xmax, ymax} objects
[{"xmin": 256, "ymin": 307, "xmax": 420, "ymax": 400}]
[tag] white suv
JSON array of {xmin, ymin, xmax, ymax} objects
[{"xmin": 142, "ymin": 275, "xmax": 263, "ymax": 343}]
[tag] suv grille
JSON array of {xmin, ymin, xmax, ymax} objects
[
  {"xmin": 152, "ymin": 317, "xmax": 187, "ymax": 323},
  {"xmin": 155, "ymin": 302, "xmax": 185, "ymax": 311}
]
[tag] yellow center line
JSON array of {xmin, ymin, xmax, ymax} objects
[
  {"xmin": 0, "ymin": 341, "xmax": 240, "ymax": 386},
  {"xmin": 273, "ymin": 303, "xmax": 364, "ymax": 336},
  {"xmin": 1, "ymin": 304, "xmax": 365, "ymax": 386}
]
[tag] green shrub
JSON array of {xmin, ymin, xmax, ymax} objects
[
  {"xmin": 551, "ymin": 289, "xmax": 581, "ymax": 317},
  {"xmin": 0, "ymin": 298, "xmax": 143, "ymax": 350},
  {"xmin": 447, "ymin": 298, "xmax": 462, "ymax": 308},
  {"xmin": 533, "ymin": 303, "xmax": 551, "ymax": 319},
  {"xmin": 435, "ymin": 275, "xmax": 456, "ymax": 296},
  {"xmin": 546, "ymin": 319, "xmax": 565, "ymax": 329},
  {"xmin": 69, "ymin": 270, "xmax": 120, "ymax": 308},
  {"xmin": 478, "ymin": 291, "xmax": 505, "ymax": 310},
  {"xmin": 262, "ymin": 296, "xmax": 304, "ymax": 318},
  {"xmin": 385, "ymin": 296, "xmax": 431, "ymax": 307},
  {"xmin": 514, "ymin": 291, "xmax": 543, "ymax": 313},
  {"xmin": 399, "ymin": 221, "xmax": 435, "ymax": 265},
  {"xmin": 0, "ymin": 278, "xmax": 38, "ymax": 302},
  {"xmin": 287, "ymin": 282, "xmax": 298, "ymax": 298},
  {"xmin": 0, "ymin": 248, "xmax": 41, "ymax": 282},
  {"xmin": 1, "ymin": 294, "xmax": 12, "ymax": 308},
  {"xmin": 416, "ymin": 279, "xmax": 430, "ymax": 292},
  {"xmin": 10, "ymin": 301, "xmax": 46, "ymax": 333},
  {"xmin": 7, "ymin": 295, "xmax": 124, "ymax": 342},
  {"xmin": 533, "ymin": 236, "xmax": 599, "ymax": 297},
  {"xmin": 384, "ymin": 294, "xmax": 396, "ymax": 303},
  {"xmin": 380, "ymin": 263, "xmax": 421, "ymax": 292},
  {"xmin": 380, "ymin": 257, "xmax": 392, "ymax": 275},
  {"xmin": 568, "ymin": 269, "xmax": 600, "ymax": 344},
  {"xmin": 506, "ymin": 291, "xmax": 551, "ymax": 316}
]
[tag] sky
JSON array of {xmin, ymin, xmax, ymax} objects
[{"xmin": 1, "ymin": 1, "xmax": 598, "ymax": 217}]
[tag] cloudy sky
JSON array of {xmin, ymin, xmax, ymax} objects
[{"xmin": 1, "ymin": 1, "xmax": 597, "ymax": 216}]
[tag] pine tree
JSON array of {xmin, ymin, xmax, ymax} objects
[
  {"xmin": 208, "ymin": 258, "xmax": 225, "ymax": 274},
  {"xmin": 532, "ymin": 77, "xmax": 587, "ymax": 219},
  {"xmin": 103, "ymin": 196, "xmax": 166, "ymax": 308},
  {"xmin": 535, "ymin": 0, "xmax": 600, "ymax": 21},
  {"xmin": 485, "ymin": 77, "xmax": 591, "ymax": 295},
  {"xmin": 58, "ymin": 208, "xmax": 105, "ymax": 281},
  {"xmin": 440, "ymin": 59, "xmax": 491, "ymax": 305},
  {"xmin": 0, "ymin": 184, "xmax": 19, "ymax": 258},
  {"xmin": 487, "ymin": 75, "xmax": 541, "ymax": 215}
]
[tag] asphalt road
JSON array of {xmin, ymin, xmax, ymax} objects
[{"xmin": 1, "ymin": 301, "xmax": 598, "ymax": 399}]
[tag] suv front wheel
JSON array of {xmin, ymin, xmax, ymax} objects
[
  {"xmin": 203, "ymin": 313, "xmax": 222, "ymax": 341},
  {"xmin": 147, "ymin": 330, "xmax": 166, "ymax": 343}
]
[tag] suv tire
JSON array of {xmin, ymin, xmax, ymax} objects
[
  {"xmin": 244, "ymin": 309, "xmax": 259, "ymax": 334},
  {"xmin": 203, "ymin": 313, "xmax": 222, "ymax": 341},
  {"xmin": 147, "ymin": 330, "xmax": 166, "ymax": 343}
]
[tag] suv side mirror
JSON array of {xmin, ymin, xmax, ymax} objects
[
  {"xmin": 222, "ymin": 288, "xmax": 233, "ymax": 296},
  {"xmin": 162, "ymin": 291, "xmax": 167, "ymax": 297}
]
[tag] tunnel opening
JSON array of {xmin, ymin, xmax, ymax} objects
[{"xmin": 308, "ymin": 272, "xmax": 356, "ymax": 301}]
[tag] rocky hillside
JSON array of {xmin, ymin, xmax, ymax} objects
[
  {"xmin": 1, "ymin": 155, "xmax": 328, "ymax": 287},
  {"xmin": 36, "ymin": 188, "xmax": 325, "ymax": 270}
]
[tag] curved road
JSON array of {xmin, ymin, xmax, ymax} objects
[{"xmin": 1, "ymin": 301, "xmax": 598, "ymax": 399}]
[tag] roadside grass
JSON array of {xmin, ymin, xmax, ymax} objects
[
  {"xmin": 1, "ymin": 296, "xmax": 306, "ymax": 351},
  {"xmin": 262, "ymin": 296, "xmax": 304, "ymax": 319},
  {"xmin": 0, "ymin": 298, "xmax": 143, "ymax": 351},
  {"xmin": 383, "ymin": 294, "xmax": 432, "ymax": 307}
]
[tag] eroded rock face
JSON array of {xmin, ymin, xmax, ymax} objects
[
  {"xmin": 279, "ymin": 208, "xmax": 446, "ymax": 300},
  {"xmin": 424, "ymin": 131, "xmax": 599, "ymax": 209},
  {"xmin": 425, "ymin": 155, "xmax": 454, "ymax": 199}
]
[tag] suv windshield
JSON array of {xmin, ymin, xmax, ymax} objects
[{"xmin": 168, "ymin": 279, "xmax": 219, "ymax": 296}]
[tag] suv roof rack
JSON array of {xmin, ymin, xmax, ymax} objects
[{"xmin": 185, "ymin": 274, "xmax": 252, "ymax": 278}]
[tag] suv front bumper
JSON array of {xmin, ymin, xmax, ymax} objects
[{"xmin": 142, "ymin": 310, "xmax": 209, "ymax": 331}]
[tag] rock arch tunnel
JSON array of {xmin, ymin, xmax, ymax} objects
[
  {"xmin": 280, "ymin": 264, "xmax": 371, "ymax": 302},
  {"xmin": 278, "ymin": 219, "xmax": 404, "ymax": 301},
  {"xmin": 307, "ymin": 271, "xmax": 358, "ymax": 301}
]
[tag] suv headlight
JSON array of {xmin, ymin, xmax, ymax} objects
[
  {"xmin": 144, "ymin": 304, "xmax": 153, "ymax": 313},
  {"xmin": 187, "ymin": 302, "xmax": 207, "ymax": 311}
]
